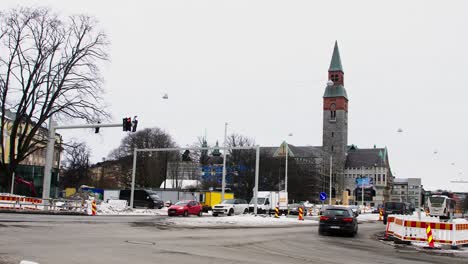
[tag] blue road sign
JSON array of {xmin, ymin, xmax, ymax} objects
[{"xmin": 319, "ymin": 192, "xmax": 328, "ymax": 201}]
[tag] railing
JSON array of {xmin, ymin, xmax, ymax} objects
[{"xmin": 0, "ymin": 194, "xmax": 87, "ymax": 213}]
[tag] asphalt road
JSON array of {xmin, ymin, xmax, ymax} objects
[{"xmin": 0, "ymin": 214, "xmax": 466, "ymax": 264}]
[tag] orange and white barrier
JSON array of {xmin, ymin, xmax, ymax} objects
[
  {"xmin": 387, "ymin": 214, "xmax": 468, "ymax": 247},
  {"xmin": 0, "ymin": 194, "xmax": 42, "ymax": 210},
  {"xmin": 298, "ymin": 207, "xmax": 304, "ymax": 221}
]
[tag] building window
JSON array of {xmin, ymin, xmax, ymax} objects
[
  {"xmin": 330, "ymin": 103, "xmax": 336, "ymax": 120},
  {"xmin": 383, "ymin": 175, "xmax": 386, "ymax": 182},
  {"xmin": 331, "ymin": 146, "xmax": 334, "ymax": 152},
  {"xmin": 331, "ymin": 132, "xmax": 334, "ymax": 137}
]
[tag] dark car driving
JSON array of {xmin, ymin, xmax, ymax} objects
[
  {"xmin": 382, "ymin": 202, "xmax": 411, "ymax": 224},
  {"xmin": 318, "ymin": 206, "xmax": 358, "ymax": 237},
  {"xmin": 119, "ymin": 189, "xmax": 164, "ymax": 209}
]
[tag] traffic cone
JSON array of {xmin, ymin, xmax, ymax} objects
[
  {"xmin": 378, "ymin": 208, "xmax": 383, "ymax": 221},
  {"xmin": 298, "ymin": 207, "xmax": 304, "ymax": 221}
]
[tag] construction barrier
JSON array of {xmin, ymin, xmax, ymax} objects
[
  {"xmin": 274, "ymin": 205, "xmax": 279, "ymax": 218},
  {"xmin": 386, "ymin": 214, "xmax": 468, "ymax": 248},
  {"xmin": 298, "ymin": 207, "xmax": 304, "ymax": 221},
  {"xmin": 92, "ymin": 200, "xmax": 97, "ymax": 216},
  {"xmin": 378, "ymin": 209, "xmax": 383, "ymax": 221},
  {"xmin": 0, "ymin": 194, "xmax": 88, "ymax": 213}
]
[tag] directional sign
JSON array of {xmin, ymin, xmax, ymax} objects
[{"xmin": 319, "ymin": 192, "xmax": 328, "ymax": 201}]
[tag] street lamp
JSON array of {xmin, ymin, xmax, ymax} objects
[
  {"xmin": 221, "ymin": 122, "xmax": 228, "ymax": 201},
  {"xmin": 360, "ymin": 166, "xmax": 365, "ymax": 207},
  {"xmin": 284, "ymin": 133, "xmax": 293, "ymax": 193}
]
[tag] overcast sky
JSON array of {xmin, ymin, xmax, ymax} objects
[{"xmin": 3, "ymin": 0, "xmax": 468, "ymax": 192}]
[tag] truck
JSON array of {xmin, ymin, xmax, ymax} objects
[
  {"xmin": 199, "ymin": 191, "xmax": 234, "ymax": 212},
  {"xmin": 249, "ymin": 191, "xmax": 288, "ymax": 215}
]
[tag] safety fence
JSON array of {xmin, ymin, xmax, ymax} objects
[
  {"xmin": 386, "ymin": 214, "xmax": 468, "ymax": 247},
  {"xmin": 0, "ymin": 194, "xmax": 88, "ymax": 214}
]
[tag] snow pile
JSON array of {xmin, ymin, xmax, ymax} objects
[
  {"xmin": 357, "ymin": 213, "xmax": 380, "ymax": 222},
  {"xmin": 165, "ymin": 214, "xmax": 318, "ymax": 227},
  {"xmin": 97, "ymin": 201, "xmax": 168, "ymax": 216}
]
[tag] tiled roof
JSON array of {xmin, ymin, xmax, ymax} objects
[{"xmin": 345, "ymin": 148, "xmax": 387, "ymax": 168}]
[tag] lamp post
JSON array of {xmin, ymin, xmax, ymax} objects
[
  {"xmin": 329, "ymin": 155, "xmax": 333, "ymax": 205},
  {"xmin": 284, "ymin": 133, "xmax": 293, "ymax": 193},
  {"xmin": 361, "ymin": 166, "xmax": 365, "ymax": 207},
  {"xmin": 221, "ymin": 122, "xmax": 228, "ymax": 201}
]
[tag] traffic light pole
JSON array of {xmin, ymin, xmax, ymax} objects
[{"xmin": 42, "ymin": 122, "xmax": 123, "ymax": 202}]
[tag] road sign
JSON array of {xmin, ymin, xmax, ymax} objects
[{"xmin": 319, "ymin": 192, "xmax": 328, "ymax": 201}]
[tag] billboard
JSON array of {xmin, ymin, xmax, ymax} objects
[{"xmin": 355, "ymin": 177, "xmax": 374, "ymax": 188}]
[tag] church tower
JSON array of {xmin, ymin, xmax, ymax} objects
[{"xmin": 323, "ymin": 41, "xmax": 348, "ymax": 190}]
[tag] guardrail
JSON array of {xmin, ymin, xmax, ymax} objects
[{"xmin": 386, "ymin": 214, "xmax": 468, "ymax": 248}]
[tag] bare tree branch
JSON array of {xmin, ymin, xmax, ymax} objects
[{"xmin": 0, "ymin": 7, "xmax": 110, "ymax": 191}]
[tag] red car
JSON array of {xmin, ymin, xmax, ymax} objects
[{"xmin": 168, "ymin": 200, "xmax": 203, "ymax": 217}]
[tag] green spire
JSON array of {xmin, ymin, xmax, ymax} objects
[
  {"xmin": 212, "ymin": 141, "xmax": 221, "ymax": 156},
  {"xmin": 329, "ymin": 41, "xmax": 343, "ymax": 72}
]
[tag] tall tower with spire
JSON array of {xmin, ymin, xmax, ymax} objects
[{"xmin": 323, "ymin": 41, "xmax": 348, "ymax": 196}]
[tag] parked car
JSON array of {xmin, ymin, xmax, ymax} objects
[
  {"xmin": 168, "ymin": 200, "xmax": 203, "ymax": 217},
  {"xmin": 212, "ymin": 199, "xmax": 249, "ymax": 216},
  {"xmin": 319, "ymin": 206, "xmax": 358, "ymax": 237},
  {"xmin": 119, "ymin": 189, "xmax": 164, "ymax": 209},
  {"xmin": 383, "ymin": 202, "xmax": 411, "ymax": 224},
  {"xmin": 288, "ymin": 203, "xmax": 302, "ymax": 215},
  {"xmin": 348, "ymin": 205, "xmax": 361, "ymax": 215}
]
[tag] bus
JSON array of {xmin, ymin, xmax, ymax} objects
[{"xmin": 427, "ymin": 195, "xmax": 456, "ymax": 219}]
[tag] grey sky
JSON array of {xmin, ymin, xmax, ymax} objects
[{"xmin": 3, "ymin": 0, "xmax": 468, "ymax": 192}]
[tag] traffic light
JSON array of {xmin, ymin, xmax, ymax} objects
[
  {"xmin": 132, "ymin": 117, "xmax": 138, "ymax": 132},
  {"xmin": 95, "ymin": 121, "xmax": 101, "ymax": 133},
  {"xmin": 122, "ymin": 117, "xmax": 132, "ymax": 131},
  {"xmin": 122, "ymin": 116, "xmax": 137, "ymax": 132}
]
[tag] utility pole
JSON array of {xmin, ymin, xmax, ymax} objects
[
  {"xmin": 329, "ymin": 155, "xmax": 333, "ymax": 205},
  {"xmin": 221, "ymin": 122, "xmax": 228, "ymax": 202}
]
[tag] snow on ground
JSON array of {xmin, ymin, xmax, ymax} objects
[
  {"xmin": 97, "ymin": 202, "xmax": 168, "ymax": 216},
  {"xmin": 357, "ymin": 213, "xmax": 380, "ymax": 222},
  {"xmin": 410, "ymin": 242, "xmax": 468, "ymax": 256},
  {"xmin": 165, "ymin": 214, "xmax": 318, "ymax": 227}
]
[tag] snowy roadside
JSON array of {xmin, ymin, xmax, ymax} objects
[
  {"xmin": 97, "ymin": 202, "xmax": 169, "ymax": 216},
  {"xmin": 165, "ymin": 214, "xmax": 318, "ymax": 228}
]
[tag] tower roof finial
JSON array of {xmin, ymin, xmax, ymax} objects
[{"xmin": 329, "ymin": 41, "xmax": 343, "ymax": 72}]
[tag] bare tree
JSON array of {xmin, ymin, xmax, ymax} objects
[
  {"xmin": 0, "ymin": 7, "xmax": 109, "ymax": 191},
  {"xmin": 60, "ymin": 141, "xmax": 91, "ymax": 188},
  {"xmin": 108, "ymin": 127, "xmax": 178, "ymax": 188},
  {"xmin": 226, "ymin": 133, "xmax": 256, "ymax": 199}
]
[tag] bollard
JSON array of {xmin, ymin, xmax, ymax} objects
[
  {"xmin": 298, "ymin": 207, "xmax": 304, "ymax": 221},
  {"xmin": 275, "ymin": 205, "xmax": 279, "ymax": 218},
  {"xmin": 91, "ymin": 200, "xmax": 97, "ymax": 216},
  {"xmin": 378, "ymin": 208, "xmax": 383, "ymax": 221}
]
